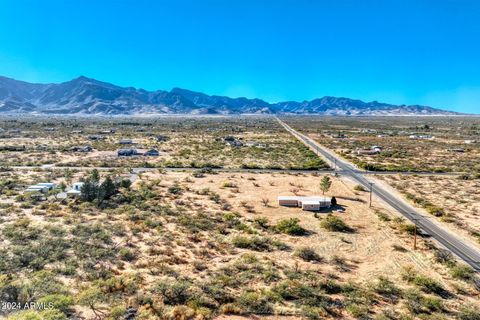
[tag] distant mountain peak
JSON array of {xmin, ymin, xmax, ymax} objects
[{"xmin": 0, "ymin": 75, "xmax": 459, "ymax": 116}]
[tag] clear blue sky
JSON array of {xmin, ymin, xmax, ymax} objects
[{"xmin": 1, "ymin": 0, "xmax": 479, "ymax": 113}]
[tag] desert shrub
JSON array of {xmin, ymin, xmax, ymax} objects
[
  {"xmin": 118, "ymin": 248, "xmax": 136, "ymax": 262},
  {"xmin": 37, "ymin": 294, "xmax": 74, "ymax": 314},
  {"xmin": 156, "ymin": 279, "xmax": 196, "ymax": 305},
  {"xmin": 434, "ymin": 249, "xmax": 454, "ymax": 265},
  {"xmin": 236, "ymin": 291, "xmax": 272, "ymax": 314},
  {"xmin": 232, "ymin": 236, "xmax": 280, "ymax": 252},
  {"xmin": 346, "ymin": 303, "xmax": 369, "ymax": 318},
  {"xmin": 371, "ymin": 276, "xmax": 401, "ymax": 300},
  {"xmin": 168, "ymin": 183, "xmax": 183, "ymax": 195},
  {"xmin": 294, "ymin": 247, "xmax": 322, "ymax": 262},
  {"xmin": 411, "ymin": 275, "xmax": 446, "ymax": 295},
  {"xmin": 320, "ymin": 215, "xmax": 353, "ymax": 232},
  {"xmin": 457, "ymin": 304, "xmax": 480, "ymax": 320},
  {"xmin": 449, "ymin": 264, "xmax": 475, "ymax": 281},
  {"xmin": 253, "ymin": 217, "xmax": 270, "ymax": 230},
  {"xmin": 275, "ymin": 218, "xmax": 307, "ymax": 236}
]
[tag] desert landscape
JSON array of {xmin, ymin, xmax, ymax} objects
[{"xmin": 1, "ymin": 116, "xmax": 479, "ymax": 320}]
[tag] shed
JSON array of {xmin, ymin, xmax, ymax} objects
[
  {"xmin": 301, "ymin": 201, "xmax": 321, "ymax": 211},
  {"xmin": 278, "ymin": 196, "xmax": 301, "ymax": 207},
  {"xmin": 118, "ymin": 149, "xmax": 138, "ymax": 157}
]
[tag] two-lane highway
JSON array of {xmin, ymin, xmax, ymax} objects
[{"xmin": 278, "ymin": 118, "xmax": 480, "ymax": 271}]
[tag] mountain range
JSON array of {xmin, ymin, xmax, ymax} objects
[{"xmin": 0, "ymin": 75, "xmax": 457, "ymax": 116}]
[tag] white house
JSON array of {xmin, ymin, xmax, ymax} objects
[
  {"xmin": 36, "ymin": 182, "xmax": 56, "ymax": 190},
  {"xmin": 278, "ymin": 196, "xmax": 332, "ymax": 211},
  {"xmin": 25, "ymin": 185, "xmax": 49, "ymax": 193},
  {"xmin": 66, "ymin": 182, "xmax": 84, "ymax": 197}
]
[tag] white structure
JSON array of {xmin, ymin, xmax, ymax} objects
[
  {"xmin": 66, "ymin": 182, "xmax": 84, "ymax": 197},
  {"xmin": 278, "ymin": 196, "xmax": 332, "ymax": 211},
  {"xmin": 36, "ymin": 182, "xmax": 56, "ymax": 190},
  {"xmin": 25, "ymin": 185, "xmax": 49, "ymax": 193}
]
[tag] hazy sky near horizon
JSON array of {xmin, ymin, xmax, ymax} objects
[{"xmin": 1, "ymin": 0, "xmax": 479, "ymax": 113}]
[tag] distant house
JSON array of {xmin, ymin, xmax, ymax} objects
[
  {"xmin": 70, "ymin": 145, "xmax": 92, "ymax": 152},
  {"xmin": 355, "ymin": 145, "xmax": 382, "ymax": 155},
  {"xmin": 118, "ymin": 139, "xmax": 133, "ymax": 145},
  {"xmin": 410, "ymin": 135, "xmax": 435, "ymax": 140},
  {"xmin": 71, "ymin": 130, "xmax": 83, "ymax": 134},
  {"xmin": 118, "ymin": 149, "xmax": 138, "ymax": 157},
  {"xmin": 100, "ymin": 129, "xmax": 116, "ymax": 134},
  {"xmin": 0, "ymin": 145, "xmax": 26, "ymax": 151},
  {"xmin": 25, "ymin": 185, "xmax": 49, "ymax": 193},
  {"xmin": 144, "ymin": 149, "xmax": 160, "ymax": 156},
  {"xmin": 278, "ymin": 196, "xmax": 332, "ymax": 211},
  {"xmin": 25, "ymin": 182, "xmax": 56, "ymax": 194},
  {"xmin": 448, "ymin": 148, "xmax": 465, "ymax": 153},
  {"xmin": 66, "ymin": 182, "xmax": 84, "ymax": 197}
]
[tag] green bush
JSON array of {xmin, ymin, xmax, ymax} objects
[
  {"xmin": 275, "ymin": 218, "xmax": 307, "ymax": 236},
  {"xmin": 449, "ymin": 264, "xmax": 474, "ymax": 281},
  {"xmin": 458, "ymin": 304, "xmax": 480, "ymax": 320},
  {"xmin": 320, "ymin": 215, "xmax": 353, "ymax": 232},
  {"xmin": 294, "ymin": 247, "xmax": 322, "ymax": 262}
]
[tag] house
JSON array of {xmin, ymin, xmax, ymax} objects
[
  {"xmin": 409, "ymin": 135, "xmax": 435, "ymax": 140},
  {"xmin": 448, "ymin": 148, "xmax": 465, "ymax": 153},
  {"xmin": 118, "ymin": 139, "xmax": 133, "ymax": 145},
  {"xmin": 36, "ymin": 182, "xmax": 56, "ymax": 190},
  {"xmin": 25, "ymin": 185, "xmax": 49, "ymax": 193},
  {"xmin": 278, "ymin": 196, "xmax": 332, "ymax": 211},
  {"xmin": 25, "ymin": 182, "xmax": 56, "ymax": 194},
  {"xmin": 66, "ymin": 182, "xmax": 84, "ymax": 197},
  {"xmin": 70, "ymin": 145, "xmax": 92, "ymax": 152},
  {"xmin": 99, "ymin": 129, "xmax": 116, "ymax": 134},
  {"xmin": 144, "ymin": 149, "xmax": 160, "ymax": 156},
  {"xmin": 117, "ymin": 149, "xmax": 138, "ymax": 157}
]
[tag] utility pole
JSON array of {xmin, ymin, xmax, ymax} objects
[
  {"xmin": 412, "ymin": 217, "xmax": 419, "ymax": 250},
  {"xmin": 369, "ymin": 182, "xmax": 374, "ymax": 208}
]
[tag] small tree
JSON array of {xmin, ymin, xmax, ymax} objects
[
  {"xmin": 331, "ymin": 196, "xmax": 337, "ymax": 207},
  {"xmin": 261, "ymin": 198, "xmax": 270, "ymax": 207},
  {"xmin": 320, "ymin": 176, "xmax": 332, "ymax": 195},
  {"xmin": 90, "ymin": 169, "xmax": 100, "ymax": 183},
  {"xmin": 98, "ymin": 176, "xmax": 116, "ymax": 201},
  {"xmin": 80, "ymin": 178, "xmax": 98, "ymax": 202}
]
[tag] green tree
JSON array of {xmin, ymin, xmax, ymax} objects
[
  {"xmin": 90, "ymin": 169, "xmax": 100, "ymax": 183},
  {"xmin": 80, "ymin": 178, "xmax": 98, "ymax": 202},
  {"xmin": 98, "ymin": 176, "xmax": 117, "ymax": 201},
  {"xmin": 319, "ymin": 176, "xmax": 332, "ymax": 195}
]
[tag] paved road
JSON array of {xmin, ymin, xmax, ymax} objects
[{"xmin": 277, "ymin": 118, "xmax": 480, "ymax": 271}]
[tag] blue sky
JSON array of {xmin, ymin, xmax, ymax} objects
[{"xmin": 0, "ymin": 0, "xmax": 479, "ymax": 113}]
